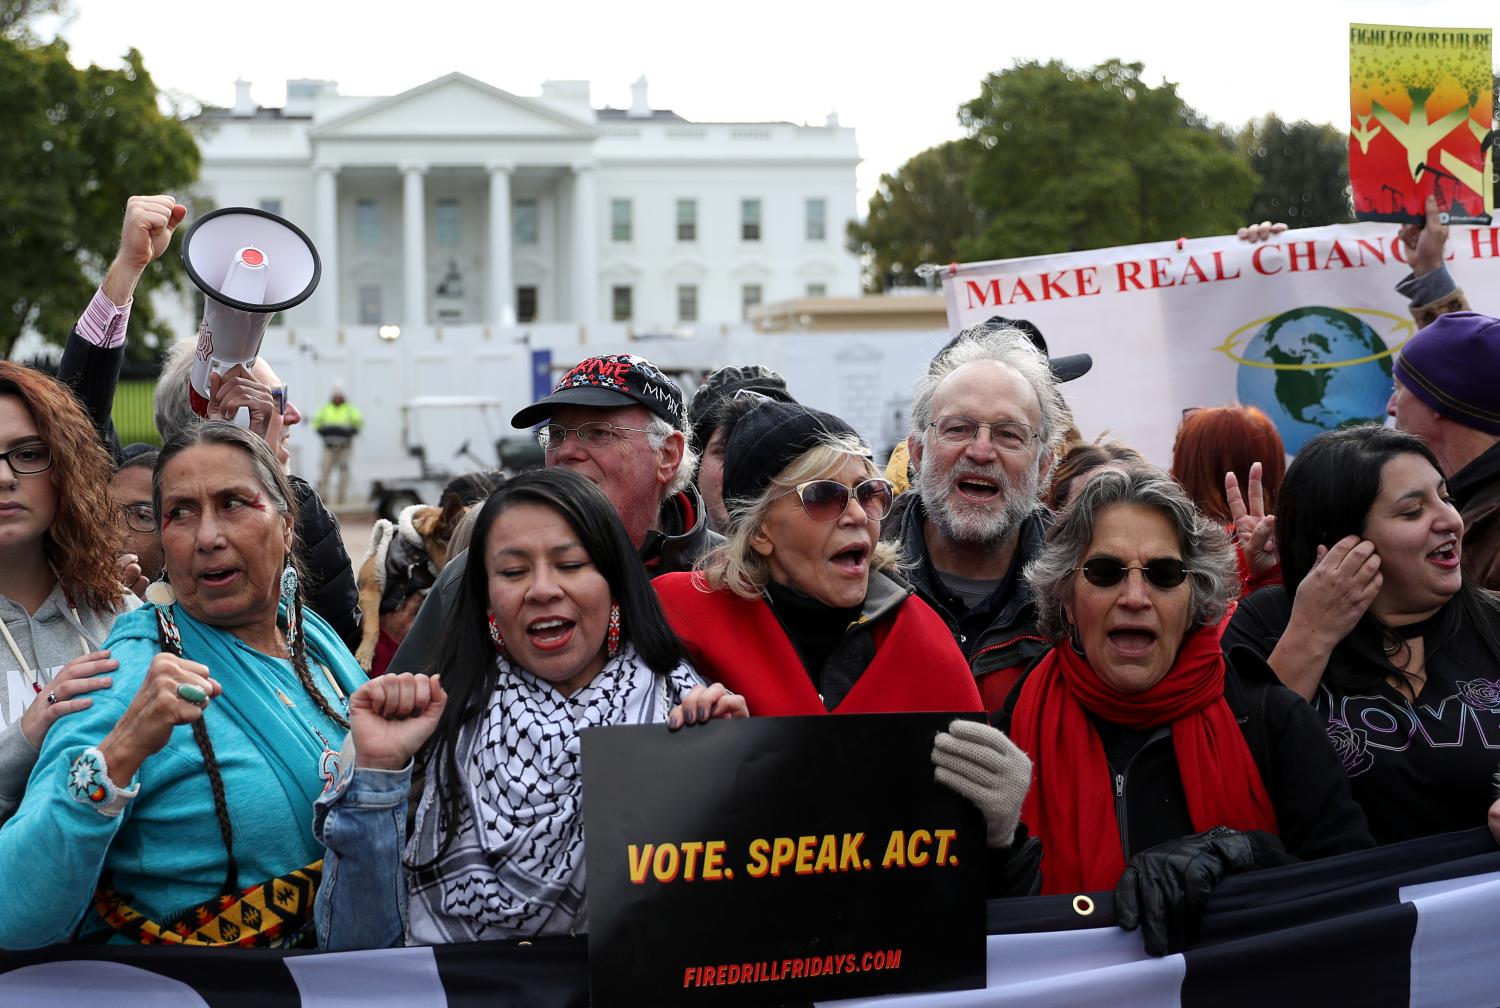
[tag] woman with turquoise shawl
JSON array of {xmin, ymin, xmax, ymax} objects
[{"xmin": 0, "ymin": 422, "xmax": 364, "ymax": 948}]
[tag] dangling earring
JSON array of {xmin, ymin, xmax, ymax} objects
[
  {"xmin": 1063, "ymin": 611, "xmax": 1086, "ymax": 656},
  {"xmin": 280, "ymin": 558, "xmax": 300, "ymax": 650},
  {"xmin": 144, "ymin": 572, "xmax": 175, "ymax": 607},
  {"xmin": 607, "ymin": 603, "xmax": 622, "ymax": 659},
  {"xmin": 488, "ymin": 613, "xmax": 507, "ymax": 655}
]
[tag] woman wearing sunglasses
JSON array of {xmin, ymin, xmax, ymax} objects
[
  {"xmin": 1002, "ymin": 464, "xmax": 1370, "ymax": 955},
  {"xmin": 0, "ymin": 363, "xmax": 138, "ymax": 825},
  {"xmin": 655, "ymin": 402, "xmax": 1037, "ymax": 866}
]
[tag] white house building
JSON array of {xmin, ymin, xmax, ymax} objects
[{"xmin": 188, "ymin": 74, "xmax": 862, "ymax": 333}]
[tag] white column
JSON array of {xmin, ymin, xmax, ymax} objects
[
  {"xmin": 570, "ymin": 160, "xmax": 597, "ymax": 327},
  {"xmin": 486, "ymin": 161, "xmax": 515, "ymax": 326},
  {"xmin": 400, "ymin": 160, "xmax": 427, "ymax": 326},
  {"xmin": 314, "ymin": 162, "xmax": 340, "ymax": 325}
]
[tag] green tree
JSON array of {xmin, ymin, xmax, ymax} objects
[
  {"xmin": 0, "ymin": 36, "xmax": 199, "ymax": 359},
  {"xmin": 957, "ymin": 59, "xmax": 1259, "ymax": 260},
  {"xmin": 846, "ymin": 138, "xmax": 984, "ymax": 291},
  {"xmin": 1239, "ymin": 115, "xmax": 1352, "ymax": 226}
]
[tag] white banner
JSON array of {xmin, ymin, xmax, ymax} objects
[{"xmin": 940, "ymin": 224, "xmax": 1500, "ymax": 464}]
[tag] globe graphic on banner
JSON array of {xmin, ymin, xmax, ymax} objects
[{"xmin": 1234, "ymin": 307, "xmax": 1395, "ymax": 453}]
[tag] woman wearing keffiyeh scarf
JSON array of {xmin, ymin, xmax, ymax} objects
[{"xmin": 313, "ymin": 469, "xmax": 742, "ymax": 949}]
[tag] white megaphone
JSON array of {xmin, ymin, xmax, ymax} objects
[{"xmin": 180, "ymin": 207, "xmax": 320, "ymax": 425}]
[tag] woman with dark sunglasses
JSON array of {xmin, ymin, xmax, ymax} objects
[
  {"xmin": 655, "ymin": 401, "xmax": 1036, "ymax": 868},
  {"xmin": 997, "ymin": 464, "xmax": 1370, "ymax": 956}
]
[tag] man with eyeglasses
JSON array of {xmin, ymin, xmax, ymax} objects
[
  {"xmin": 887, "ymin": 322, "xmax": 1088, "ymax": 713},
  {"xmin": 108, "ymin": 449, "xmax": 164, "ymax": 599},
  {"xmin": 387, "ymin": 353, "xmax": 720, "ymax": 677}
]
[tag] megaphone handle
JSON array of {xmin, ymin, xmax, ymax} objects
[{"xmin": 232, "ymin": 406, "xmax": 251, "ymax": 429}]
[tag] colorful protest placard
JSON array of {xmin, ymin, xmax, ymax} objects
[
  {"xmin": 581, "ymin": 713, "xmax": 987, "ymax": 1006},
  {"xmin": 1349, "ymin": 23, "xmax": 1494, "ymax": 224}
]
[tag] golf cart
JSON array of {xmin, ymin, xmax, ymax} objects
[{"xmin": 368, "ymin": 395, "xmax": 544, "ymax": 521}]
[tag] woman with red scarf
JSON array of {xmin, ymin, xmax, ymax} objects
[{"xmin": 998, "ymin": 465, "xmax": 1371, "ymax": 955}]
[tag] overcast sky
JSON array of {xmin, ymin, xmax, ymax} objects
[{"xmin": 47, "ymin": 0, "xmax": 1495, "ymax": 207}]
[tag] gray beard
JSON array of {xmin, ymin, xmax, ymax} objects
[{"xmin": 917, "ymin": 459, "xmax": 1039, "ymax": 548}]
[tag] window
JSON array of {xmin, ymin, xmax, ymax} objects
[
  {"xmin": 676, "ymin": 199, "xmax": 697, "ymax": 241},
  {"xmin": 741, "ymin": 283, "xmax": 763, "ymax": 320},
  {"xmin": 516, "ymin": 286, "xmax": 538, "ymax": 323},
  {"xmin": 805, "ymin": 198, "xmax": 827, "ymax": 241},
  {"xmin": 436, "ymin": 198, "xmax": 461, "ymax": 245},
  {"xmin": 677, "ymin": 284, "xmax": 698, "ymax": 323},
  {"xmin": 259, "ymin": 198, "xmax": 283, "ymax": 216},
  {"xmin": 805, "ymin": 283, "xmax": 827, "ymax": 298},
  {"xmin": 356, "ymin": 199, "xmax": 381, "ymax": 247},
  {"xmin": 741, "ymin": 199, "xmax": 761, "ymax": 241},
  {"xmin": 611, "ymin": 285, "xmax": 633, "ymax": 322},
  {"xmin": 358, "ymin": 284, "xmax": 383, "ymax": 324},
  {"xmin": 610, "ymin": 199, "xmax": 633, "ymax": 242},
  {"xmin": 514, "ymin": 199, "xmax": 539, "ymax": 244}
]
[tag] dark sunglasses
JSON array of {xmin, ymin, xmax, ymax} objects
[
  {"xmin": 271, "ymin": 385, "xmax": 290, "ymax": 416},
  {"xmin": 786, "ymin": 478, "xmax": 894, "ymax": 523},
  {"xmin": 1076, "ymin": 556, "xmax": 1189, "ymax": 590}
]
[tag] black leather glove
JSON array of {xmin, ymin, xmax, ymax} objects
[{"xmin": 1115, "ymin": 826, "xmax": 1294, "ymax": 956}]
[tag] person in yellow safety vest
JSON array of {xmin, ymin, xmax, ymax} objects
[{"xmin": 313, "ymin": 382, "xmax": 363, "ymax": 505}]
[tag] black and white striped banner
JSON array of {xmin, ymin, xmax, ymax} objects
[{"xmin": 0, "ymin": 828, "xmax": 1495, "ymax": 1007}]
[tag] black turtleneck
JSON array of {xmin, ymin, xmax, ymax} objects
[{"xmin": 764, "ymin": 581, "xmax": 863, "ymax": 701}]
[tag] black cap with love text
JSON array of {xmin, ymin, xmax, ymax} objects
[{"xmin": 511, "ymin": 353, "xmax": 687, "ymax": 431}]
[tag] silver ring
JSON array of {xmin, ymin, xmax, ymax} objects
[{"xmin": 46, "ymin": 690, "xmax": 57, "ymax": 705}]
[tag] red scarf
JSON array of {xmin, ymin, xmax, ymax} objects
[{"xmin": 1010, "ymin": 612, "xmax": 1277, "ymax": 894}]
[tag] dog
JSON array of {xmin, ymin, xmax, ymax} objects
[
  {"xmin": 354, "ymin": 470, "xmax": 506, "ymax": 672},
  {"xmin": 354, "ymin": 498, "xmax": 464, "ymax": 672}
]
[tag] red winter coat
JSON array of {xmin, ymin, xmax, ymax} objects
[{"xmin": 653, "ymin": 571, "xmax": 983, "ymax": 716}]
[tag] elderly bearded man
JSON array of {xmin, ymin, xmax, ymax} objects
[
  {"xmin": 388, "ymin": 353, "xmax": 718, "ymax": 676},
  {"xmin": 885, "ymin": 325, "xmax": 1082, "ymax": 713}
]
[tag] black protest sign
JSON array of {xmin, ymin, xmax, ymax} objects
[{"xmin": 582, "ymin": 712, "xmax": 986, "ymax": 1006}]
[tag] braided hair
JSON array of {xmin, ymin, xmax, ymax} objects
[{"xmin": 153, "ymin": 422, "xmax": 349, "ymax": 890}]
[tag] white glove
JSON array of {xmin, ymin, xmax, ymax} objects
[{"xmin": 931, "ymin": 719, "xmax": 1032, "ymax": 848}]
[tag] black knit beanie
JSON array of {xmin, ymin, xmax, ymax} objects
[{"xmin": 721, "ymin": 401, "xmax": 861, "ymax": 507}]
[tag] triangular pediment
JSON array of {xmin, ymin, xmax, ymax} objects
[{"xmin": 313, "ymin": 73, "xmax": 595, "ymax": 139}]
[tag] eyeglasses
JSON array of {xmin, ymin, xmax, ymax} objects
[
  {"xmin": 120, "ymin": 503, "xmax": 156, "ymax": 533},
  {"xmin": 783, "ymin": 478, "xmax": 895, "ymax": 523},
  {"xmin": 930, "ymin": 415, "xmax": 1038, "ymax": 452},
  {"xmin": 0, "ymin": 442, "xmax": 52, "ymax": 475},
  {"xmin": 536, "ymin": 421, "xmax": 652, "ymax": 451},
  {"xmin": 271, "ymin": 385, "xmax": 290, "ymax": 416},
  {"xmin": 1076, "ymin": 556, "xmax": 1189, "ymax": 590}
]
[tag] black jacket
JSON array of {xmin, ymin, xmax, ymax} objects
[
  {"xmin": 1448, "ymin": 440, "xmax": 1500, "ymax": 590},
  {"xmin": 57, "ymin": 327, "xmax": 362, "ymax": 654},
  {"xmin": 387, "ymin": 486, "xmax": 721, "ymax": 677},
  {"xmin": 289, "ymin": 474, "xmax": 362, "ymax": 652},
  {"xmin": 881, "ymin": 491, "xmax": 1050, "ymax": 712},
  {"xmin": 58, "ymin": 326, "xmax": 125, "ymax": 460},
  {"xmin": 994, "ymin": 647, "xmax": 1374, "ymax": 865}
]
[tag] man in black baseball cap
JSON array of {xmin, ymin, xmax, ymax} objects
[{"xmin": 388, "ymin": 353, "xmax": 720, "ymax": 677}]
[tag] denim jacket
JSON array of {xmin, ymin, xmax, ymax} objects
[{"xmin": 313, "ymin": 753, "xmax": 413, "ymax": 950}]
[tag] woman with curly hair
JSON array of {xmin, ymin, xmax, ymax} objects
[{"xmin": 0, "ymin": 362, "xmax": 137, "ymax": 823}]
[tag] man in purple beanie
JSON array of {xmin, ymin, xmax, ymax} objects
[{"xmin": 1388, "ymin": 311, "xmax": 1500, "ymax": 588}]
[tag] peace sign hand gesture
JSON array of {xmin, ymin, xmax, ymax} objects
[{"xmin": 1225, "ymin": 462, "xmax": 1278, "ymax": 577}]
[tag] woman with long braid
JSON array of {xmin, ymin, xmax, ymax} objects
[{"xmin": 0, "ymin": 423, "xmax": 364, "ymax": 948}]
